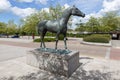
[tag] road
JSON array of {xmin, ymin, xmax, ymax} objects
[
  {"xmin": 110, "ymin": 40, "xmax": 120, "ymax": 60},
  {"xmin": 0, "ymin": 38, "xmax": 120, "ymax": 61},
  {"xmin": 0, "ymin": 44, "xmax": 32, "ymax": 61},
  {"xmin": 0, "ymin": 38, "xmax": 120, "ymax": 79}
]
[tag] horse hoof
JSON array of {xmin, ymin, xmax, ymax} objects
[
  {"xmin": 65, "ymin": 49, "xmax": 70, "ymax": 52},
  {"xmin": 55, "ymin": 49, "xmax": 58, "ymax": 51},
  {"xmin": 44, "ymin": 48, "xmax": 47, "ymax": 51}
]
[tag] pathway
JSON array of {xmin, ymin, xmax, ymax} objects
[
  {"xmin": 0, "ymin": 38, "xmax": 120, "ymax": 60},
  {"xmin": 0, "ymin": 38, "xmax": 114, "ymax": 60},
  {"xmin": 0, "ymin": 38, "xmax": 120, "ymax": 80},
  {"xmin": 110, "ymin": 40, "xmax": 120, "ymax": 60}
]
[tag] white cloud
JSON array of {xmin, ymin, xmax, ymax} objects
[
  {"xmin": 16, "ymin": 0, "xmax": 48, "ymax": 4},
  {"xmin": 11, "ymin": 7, "xmax": 37, "ymax": 17},
  {"xmin": 35, "ymin": 0, "xmax": 48, "ymax": 5},
  {"xmin": 71, "ymin": 17, "xmax": 79, "ymax": 29},
  {"xmin": 41, "ymin": 8, "xmax": 49, "ymax": 13},
  {"xmin": 83, "ymin": 12, "xmax": 102, "ymax": 22},
  {"xmin": 64, "ymin": 3, "xmax": 70, "ymax": 9},
  {"xmin": 69, "ymin": 0, "xmax": 119, "ymax": 23},
  {"xmin": 0, "ymin": 0, "xmax": 37, "ymax": 18},
  {"xmin": 16, "ymin": 0, "xmax": 33, "ymax": 3},
  {"xmin": 71, "ymin": 12, "xmax": 102, "ymax": 29},
  {"xmin": 0, "ymin": 0, "xmax": 11, "ymax": 12},
  {"xmin": 71, "ymin": 0, "xmax": 103, "ymax": 13},
  {"xmin": 100, "ymin": 0, "xmax": 120, "ymax": 13},
  {"xmin": 102, "ymin": 0, "xmax": 120, "ymax": 12},
  {"xmin": 40, "ymin": 4, "xmax": 70, "ymax": 13},
  {"xmin": 80, "ymin": 0, "xmax": 120, "ymax": 23}
]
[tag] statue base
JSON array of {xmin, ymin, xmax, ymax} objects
[{"xmin": 27, "ymin": 48, "xmax": 80, "ymax": 77}]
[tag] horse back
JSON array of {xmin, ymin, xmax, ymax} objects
[
  {"xmin": 37, "ymin": 21, "xmax": 47, "ymax": 34},
  {"xmin": 46, "ymin": 20, "xmax": 62, "ymax": 33},
  {"xmin": 38, "ymin": 21, "xmax": 47, "ymax": 27}
]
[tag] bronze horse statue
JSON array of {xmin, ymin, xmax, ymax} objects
[{"xmin": 37, "ymin": 5, "xmax": 85, "ymax": 49}]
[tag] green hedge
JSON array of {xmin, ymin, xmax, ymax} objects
[
  {"xmin": 38, "ymin": 32, "xmax": 89, "ymax": 38},
  {"xmin": 67, "ymin": 33, "xmax": 90, "ymax": 38},
  {"xmin": 83, "ymin": 34, "xmax": 111, "ymax": 43},
  {"xmin": 34, "ymin": 36, "xmax": 65, "ymax": 42},
  {"xmin": 34, "ymin": 38, "xmax": 55, "ymax": 42}
]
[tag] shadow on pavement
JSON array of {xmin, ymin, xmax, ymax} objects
[
  {"xmin": 0, "ymin": 70, "xmax": 112, "ymax": 80},
  {"xmin": 1, "ymin": 59, "xmax": 114, "ymax": 80},
  {"xmin": 79, "ymin": 57, "xmax": 94, "ymax": 60}
]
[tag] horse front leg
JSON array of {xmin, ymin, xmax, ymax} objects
[
  {"xmin": 63, "ymin": 33, "xmax": 67, "ymax": 49},
  {"xmin": 40, "ymin": 37, "xmax": 42, "ymax": 48},
  {"xmin": 55, "ymin": 33, "xmax": 59, "ymax": 50},
  {"xmin": 42, "ymin": 31, "xmax": 47, "ymax": 48},
  {"xmin": 40, "ymin": 34, "xmax": 43, "ymax": 48}
]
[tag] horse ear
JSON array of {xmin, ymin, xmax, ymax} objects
[{"xmin": 73, "ymin": 5, "xmax": 75, "ymax": 7}]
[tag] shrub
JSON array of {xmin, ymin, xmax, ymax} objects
[
  {"xmin": 33, "ymin": 36, "xmax": 65, "ymax": 42},
  {"xmin": 45, "ymin": 32, "xmax": 56, "ymax": 36},
  {"xmin": 67, "ymin": 33, "xmax": 90, "ymax": 38},
  {"xmin": 34, "ymin": 37, "xmax": 56, "ymax": 42},
  {"xmin": 83, "ymin": 34, "xmax": 111, "ymax": 43},
  {"xmin": 59, "ymin": 34, "xmax": 64, "ymax": 40}
]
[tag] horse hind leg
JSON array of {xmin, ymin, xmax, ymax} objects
[
  {"xmin": 41, "ymin": 30, "xmax": 47, "ymax": 48},
  {"xmin": 55, "ymin": 36, "xmax": 58, "ymax": 49},
  {"xmin": 40, "ymin": 33, "xmax": 43, "ymax": 48},
  {"xmin": 55, "ymin": 32, "xmax": 60, "ymax": 49}
]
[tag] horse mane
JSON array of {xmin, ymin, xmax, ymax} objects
[
  {"xmin": 62, "ymin": 7, "xmax": 72, "ymax": 14},
  {"xmin": 58, "ymin": 7, "xmax": 73, "ymax": 19}
]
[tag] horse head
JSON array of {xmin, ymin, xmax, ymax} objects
[{"xmin": 71, "ymin": 5, "xmax": 85, "ymax": 18}]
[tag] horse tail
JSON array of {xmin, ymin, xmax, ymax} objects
[
  {"xmin": 37, "ymin": 21, "xmax": 47, "ymax": 35},
  {"xmin": 37, "ymin": 23, "xmax": 40, "ymax": 35}
]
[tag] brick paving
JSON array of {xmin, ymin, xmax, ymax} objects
[
  {"xmin": 110, "ymin": 48, "xmax": 120, "ymax": 60},
  {"xmin": 0, "ymin": 38, "xmax": 108, "ymax": 59},
  {"xmin": 0, "ymin": 38, "xmax": 120, "ymax": 79},
  {"xmin": 110, "ymin": 40, "xmax": 120, "ymax": 60},
  {"xmin": 0, "ymin": 38, "xmax": 120, "ymax": 60}
]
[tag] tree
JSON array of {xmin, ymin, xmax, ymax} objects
[
  {"xmin": 75, "ymin": 23, "xmax": 86, "ymax": 32},
  {"xmin": 22, "ymin": 13, "xmax": 40, "ymax": 35},
  {"xmin": 21, "ymin": 4, "xmax": 69, "ymax": 35},
  {"xmin": 17, "ymin": 19, "xmax": 25, "ymax": 35},
  {"xmin": 85, "ymin": 17, "xmax": 100, "ymax": 32},
  {"xmin": 0, "ymin": 22, "xmax": 7, "ymax": 34},
  {"xmin": 100, "ymin": 11, "xmax": 119, "ymax": 31},
  {"xmin": 117, "ymin": 16, "xmax": 120, "ymax": 31},
  {"xmin": 75, "ymin": 11, "xmax": 120, "ymax": 33},
  {"xmin": 49, "ymin": 4, "xmax": 63, "ymax": 20},
  {"xmin": 6, "ymin": 20, "xmax": 17, "ymax": 35}
]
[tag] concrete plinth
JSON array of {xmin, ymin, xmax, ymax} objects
[{"xmin": 27, "ymin": 48, "xmax": 80, "ymax": 77}]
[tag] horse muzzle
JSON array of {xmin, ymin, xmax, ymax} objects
[{"xmin": 82, "ymin": 14, "xmax": 85, "ymax": 18}]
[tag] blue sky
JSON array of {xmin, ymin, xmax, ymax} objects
[{"xmin": 0, "ymin": 0, "xmax": 120, "ymax": 29}]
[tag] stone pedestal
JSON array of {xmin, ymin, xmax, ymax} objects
[{"xmin": 27, "ymin": 48, "xmax": 80, "ymax": 77}]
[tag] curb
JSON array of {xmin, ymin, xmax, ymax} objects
[{"xmin": 81, "ymin": 40, "xmax": 112, "ymax": 47}]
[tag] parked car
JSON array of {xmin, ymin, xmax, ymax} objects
[
  {"xmin": 11, "ymin": 35, "xmax": 19, "ymax": 38},
  {"xmin": 111, "ymin": 31, "xmax": 120, "ymax": 40},
  {"xmin": 0, "ymin": 34, "xmax": 7, "ymax": 38}
]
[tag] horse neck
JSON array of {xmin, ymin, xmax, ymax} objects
[{"xmin": 59, "ymin": 9, "xmax": 72, "ymax": 25}]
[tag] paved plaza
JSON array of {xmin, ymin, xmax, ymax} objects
[
  {"xmin": 0, "ymin": 37, "xmax": 120, "ymax": 80},
  {"xmin": 0, "ymin": 38, "xmax": 120, "ymax": 60}
]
